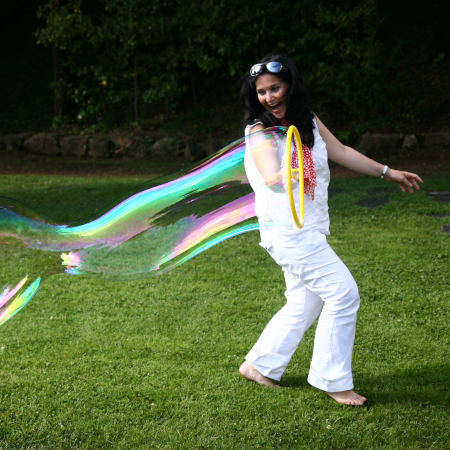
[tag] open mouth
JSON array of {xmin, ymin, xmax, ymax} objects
[{"xmin": 268, "ymin": 102, "xmax": 282, "ymax": 112}]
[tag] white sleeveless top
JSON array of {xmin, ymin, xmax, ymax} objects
[{"xmin": 244, "ymin": 118, "xmax": 330, "ymax": 235}]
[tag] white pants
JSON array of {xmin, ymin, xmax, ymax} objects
[{"xmin": 245, "ymin": 227, "xmax": 360, "ymax": 392}]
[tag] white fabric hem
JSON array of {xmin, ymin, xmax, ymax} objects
[
  {"xmin": 245, "ymin": 348, "xmax": 288, "ymax": 381},
  {"xmin": 307, "ymin": 366, "xmax": 354, "ymax": 392}
]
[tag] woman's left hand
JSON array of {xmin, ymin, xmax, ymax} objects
[{"xmin": 385, "ymin": 169, "xmax": 424, "ymax": 193}]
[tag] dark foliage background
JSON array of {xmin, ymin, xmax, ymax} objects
[{"xmin": 1, "ymin": 0, "xmax": 449, "ymax": 140}]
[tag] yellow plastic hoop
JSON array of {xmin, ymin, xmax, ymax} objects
[{"xmin": 285, "ymin": 125, "xmax": 305, "ymax": 229}]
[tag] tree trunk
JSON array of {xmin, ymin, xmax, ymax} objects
[
  {"xmin": 52, "ymin": 44, "xmax": 69, "ymax": 117},
  {"xmin": 51, "ymin": 0, "xmax": 73, "ymax": 117}
]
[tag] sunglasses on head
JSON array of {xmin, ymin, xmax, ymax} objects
[{"xmin": 250, "ymin": 61, "xmax": 283, "ymax": 77}]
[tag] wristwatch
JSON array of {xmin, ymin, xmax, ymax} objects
[{"xmin": 380, "ymin": 165, "xmax": 388, "ymax": 178}]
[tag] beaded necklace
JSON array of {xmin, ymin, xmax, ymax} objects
[{"xmin": 281, "ymin": 119, "xmax": 316, "ymax": 200}]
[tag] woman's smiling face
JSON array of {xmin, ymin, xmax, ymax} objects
[{"xmin": 255, "ymin": 73, "xmax": 289, "ymax": 120}]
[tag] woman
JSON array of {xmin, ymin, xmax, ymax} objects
[{"xmin": 239, "ymin": 54, "xmax": 423, "ymax": 406}]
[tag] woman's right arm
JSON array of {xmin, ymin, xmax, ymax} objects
[{"xmin": 248, "ymin": 124, "xmax": 283, "ymax": 186}]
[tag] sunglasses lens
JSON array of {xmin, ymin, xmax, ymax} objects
[
  {"xmin": 250, "ymin": 62, "xmax": 283, "ymax": 76},
  {"xmin": 250, "ymin": 64, "xmax": 263, "ymax": 76},
  {"xmin": 266, "ymin": 62, "xmax": 282, "ymax": 73}
]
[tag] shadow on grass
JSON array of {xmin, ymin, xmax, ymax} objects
[
  {"xmin": 280, "ymin": 363, "xmax": 450, "ymax": 407},
  {"xmin": 278, "ymin": 375, "xmax": 310, "ymax": 389},
  {"xmin": 358, "ymin": 363, "xmax": 450, "ymax": 407}
]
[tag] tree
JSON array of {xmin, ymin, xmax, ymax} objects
[{"xmin": 35, "ymin": 0, "xmax": 450, "ymax": 133}]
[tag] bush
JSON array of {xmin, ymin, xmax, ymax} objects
[{"xmin": 35, "ymin": 0, "xmax": 450, "ymax": 135}]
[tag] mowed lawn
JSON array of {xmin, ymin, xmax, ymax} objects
[{"xmin": 0, "ymin": 172, "xmax": 449, "ymax": 450}]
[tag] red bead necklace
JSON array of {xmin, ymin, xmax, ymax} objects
[{"xmin": 281, "ymin": 119, "xmax": 316, "ymax": 200}]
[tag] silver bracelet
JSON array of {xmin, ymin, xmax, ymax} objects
[{"xmin": 380, "ymin": 165, "xmax": 388, "ymax": 178}]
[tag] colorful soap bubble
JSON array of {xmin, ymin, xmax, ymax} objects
[{"xmin": 0, "ymin": 127, "xmax": 291, "ymax": 326}]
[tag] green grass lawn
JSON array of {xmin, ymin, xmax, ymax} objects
[{"xmin": 0, "ymin": 173, "xmax": 449, "ymax": 449}]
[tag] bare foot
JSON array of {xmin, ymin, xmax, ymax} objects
[
  {"xmin": 326, "ymin": 390, "xmax": 367, "ymax": 406},
  {"xmin": 239, "ymin": 361, "xmax": 280, "ymax": 388}
]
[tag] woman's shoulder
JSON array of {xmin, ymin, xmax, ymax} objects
[
  {"xmin": 245, "ymin": 120, "xmax": 264, "ymax": 135},
  {"xmin": 312, "ymin": 115, "xmax": 322, "ymax": 137},
  {"xmin": 249, "ymin": 119, "xmax": 263, "ymax": 128}
]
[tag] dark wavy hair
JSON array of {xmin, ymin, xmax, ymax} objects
[{"xmin": 240, "ymin": 54, "xmax": 315, "ymax": 148}]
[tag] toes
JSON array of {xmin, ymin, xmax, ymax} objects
[{"xmin": 326, "ymin": 390, "xmax": 367, "ymax": 406}]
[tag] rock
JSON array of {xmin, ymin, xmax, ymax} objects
[
  {"xmin": 0, "ymin": 133, "xmax": 31, "ymax": 152},
  {"xmin": 112, "ymin": 135, "xmax": 138, "ymax": 156},
  {"xmin": 23, "ymin": 133, "xmax": 60, "ymax": 155},
  {"xmin": 151, "ymin": 137, "xmax": 178, "ymax": 156},
  {"xmin": 421, "ymin": 132, "xmax": 450, "ymax": 146},
  {"xmin": 88, "ymin": 137, "xmax": 110, "ymax": 158},
  {"xmin": 135, "ymin": 142, "xmax": 152, "ymax": 159},
  {"xmin": 426, "ymin": 192, "xmax": 450, "ymax": 202},
  {"xmin": 359, "ymin": 134, "xmax": 403, "ymax": 153},
  {"xmin": 184, "ymin": 141, "xmax": 206, "ymax": 162},
  {"xmin": 402, "ymin": 134, "xmax": 417, "ymax": 148},
  {"xmin": 357, "ymin": 197, "xmax": 390, "ymax": 209},
  {"xmin": 60, "ymin": 135, "xmax": 87, "ymax": 157}
]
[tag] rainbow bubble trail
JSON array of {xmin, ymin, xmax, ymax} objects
[{"xmin": 0, "ymin": 127, "xmax": 287, "ymax": 326}]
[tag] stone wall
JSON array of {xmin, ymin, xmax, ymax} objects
[
  {"xmin": 1, "ymin": 130, "xmax": 449, "ymax": 162},
  {"xmin": 358, "ymin": 132, "xmax": 450, "ymax": 156},
  {"xmin": 0, "ymin": 132, "xmax": 215, "ymax": 161}
]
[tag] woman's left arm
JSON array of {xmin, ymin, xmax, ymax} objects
[{"xmin": 317, "ymin": 117, "xmax": 424, "ymax": 193}]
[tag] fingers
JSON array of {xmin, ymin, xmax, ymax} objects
[
  {"xmin": 410, "ymin": 179, "xmax": 421, "ymax": 191},
  {"xmin": 401, "ymin": 178, "xmax": 413, "ymax": 193},
  {"xmin": 415, "ymin": 174, "xmax": 424, "ymax": 184},
  {"xmin": 405, "ymin": 173, "xmax": 423, "ymax": 192},
  {"xmin": 386, "ymin": 169, "xmax": 423, "ymax": 194},
  {"xmin": 392, "ymin": 171, "xmax": 423, "ymax": 193}
]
